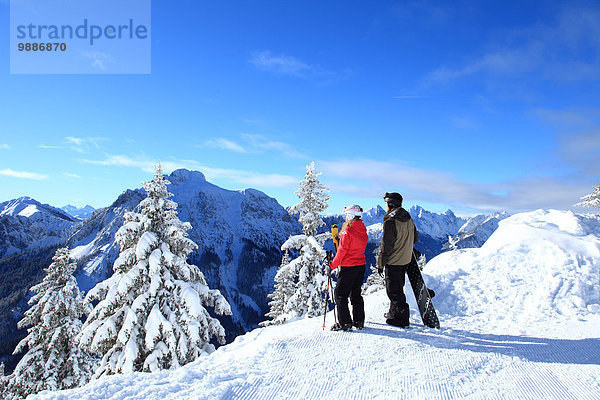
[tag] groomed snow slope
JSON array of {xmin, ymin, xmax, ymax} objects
[{"xmin": 34, "ymin": 210, "xmax": 600, "ymax": 400}]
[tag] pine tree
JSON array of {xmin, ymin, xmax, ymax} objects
[
  {"xmin": 575, "ymin": 186, "xmax": 600, "ymax": 211},
  {"xmin": 0, "ymin": 362, "xmax": 6, "ymax": 395},
  {"xmin": 261, "ymin": 250, "xmax": 296, "ymax": 326},
  {"xmin": 363, "ymin": 264, "xmax": 385, "ymax": 295},
  {"xmin": 79, "ymin": 163, "xmax": 232, "ymax": 376},
  {"xmin": 417, "ymin": 253, "xmax": 427, "ymax": 271},
  {"xmin": 4, "ymin": 248, "xmax": 93, "ymax": 399},
  {"xmin": 263, "ymin": 162, "xmax": 330, "ymax": 325},
  {"xmin": 289, "ymin": 161, "xmax": 330, "ymax": 237}
]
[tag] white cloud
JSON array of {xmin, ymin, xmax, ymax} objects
[
  {"xmin": 38, "ymin": 137, "xmax": 108, "ymax": 154},
  {"xmin": 535, "ymin": 108, "xmax": 600, "ymax": 176},
  {"xmin": 319, "ymin": 158, "xmax": 592, "ymax": 213},
  {"xmin": 0, "ymin": 144, "xmax": 10, "ymax": 150},
  {"xmin": 201, "ymin": 134, "xmax": 307, "ymax": 159},
  {"xmin": 81, "ymin": 155, "xmax": 297, "ymax": 189},
  {"xmin": 249, "ymin": 50, "xmax": 349, "ymax": 82},
  {"xmin": 80, "ymin": 51, "xmax": 115, "ymax": 71},
  {"xmin": 0, "ymin": 168, "xmax": 48, "ymax": 180},
  {"xmin": 65, "ymin": 137, "xmax": 84, "ymax": 146},
  {"xmin": 425, "ymin": 5, "xmax": 600, "ymax": 86},
  {"xmin": 204, "ymin": 138, "xmax": 248, "ymax": 153},
  {"xmin": 62, "ymin": 172, "xmax": 82, "ymax": 179},
  {"xmin": 241, "ymin": 133, "xmax": 307, "ymax": 159},
  {"xmin": 250, "ymin": 50, "xmax": 314, "ymax": 77}
]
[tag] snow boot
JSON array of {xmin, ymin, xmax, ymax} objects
[
  {"xmin": 386, "ymin": 318, "xmax": 409, "ymax": 328},
  {"xmin": 353, "ymin": 321, "xmax": 364, "ymax": 330},
  {"xmin": 331, "ymin": 322, "xmax": 352, "ymax": 331}
]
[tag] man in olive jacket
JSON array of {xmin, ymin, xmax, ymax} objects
[{"xmin": 377, "ymin": 192, "xmax": 419, "ymax": 328}]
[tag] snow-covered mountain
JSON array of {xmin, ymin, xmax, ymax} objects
[
  {"xmin": 443, "ymin": 211, "xmax": 510, "ymax": 250},
  {"xmin": 66, "ymin": 169, "xmax": 300, "ymax": 336},
  {"xmin": 409, "ymin": 205, "xmax": 466, "ymax": 240},
  {"xmin": 34, "ymin": 210, "xmax": 600, "ymax": 400},
  {"xmin": 361, "ymin": 205, "xmax": 386, "ymax": 226},
  {"xmin": 0, "ymin": 197, "xmax": 79, "ymax": 258},
  {"xmin": 61, "ymin": 204, "xmax": 95, "ymax": 220}
]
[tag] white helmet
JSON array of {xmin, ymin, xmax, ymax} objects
[{"xmin": 343, "ymin": 204, "xmax": 363, "ymax": 219}]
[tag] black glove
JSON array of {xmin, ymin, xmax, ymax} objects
[
  {"xmin": 413, "ymin": 248, "xmax": 421, "ymax": 259},
  {"xmin": 378, "ymin": 267, "xmax": 383, "ymax": 277}
]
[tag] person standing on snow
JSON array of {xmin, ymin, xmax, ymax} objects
[
  {"xmin": 377, "ymin": 192, "xmax": 419, "ymax": 328},
  {"xmin": 330, "ymin": 205, "xmax": 369, "ymax": 331}
]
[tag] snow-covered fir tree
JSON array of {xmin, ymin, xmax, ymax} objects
[
  {"xmin": 417, "ymin": 253, "xmax": 427, "ymax": 270},
  {"xmin": 575, "ymin": 185, "xmax": 600, "ymax": 211},
  {"xmin": 261, "ymin": 250, "xmax": 296, "ymax": 326},
  {"xmin": 363, "ymin": 264, "xmax": 385, "ymax": 295},
  {"xmin": 4, "ymin": 248, "xmax": 93, "ymax": 400},
  {"xmin": 289, "ymin": 161, "xmax": 330, "ymax": 237},
  {"xmin": 263, "ymin": 162, "xmax": 330, "ymax": 324},
  {"xmin": 79, "ymin": 164, "xmax": 232, "ymax": 376},
  {"xmin": 0, "ymin": 362, "xmax": 6, "ymax": 395},
  {"xmin": 281, "ymin": 234, "xmax": 327, "ymax": 319}
]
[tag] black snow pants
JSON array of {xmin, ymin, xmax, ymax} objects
[
  {"xmin": 335, "ymin": 265, "xmax": 366, "ymax": 326},
  {"xmin": 385, "ymin": 264, "xmax": 410, "ymax": 326}
]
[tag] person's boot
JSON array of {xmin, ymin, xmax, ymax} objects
[
  {"xmin": 386, "ymin": 318, "xmax": 409, "ymax": 328},
  {"xmin": 353, "ymin": 321, "xmax": 364, "ymax": 330},
  {"xmin": 384, "ymin": 302, "xmax": 400, "ymax": 320},
  {"xmin": 331, "ymin": 322, "xmax": 352, "ymax": 331}
]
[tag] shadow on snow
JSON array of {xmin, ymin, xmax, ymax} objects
[{"xmin": 364, "ymin": 322, "xmax": 600, "ymax": 366}]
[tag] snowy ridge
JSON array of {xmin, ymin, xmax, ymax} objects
[
  {"xmin": 409, "ymin": 205, "xmax": 466, "ymax": 240},
  {"xmin": 444, "ymin": 211, "xmax": 510, "ymax": 250},
  {"xmin": 32, "ymin": 209, "xmax": 600, "ymax": 399},
  {"xmin": 0, "ymin": 197, "xmax": 79, "ymax": 257},
  {"xmin": 61, "ymin": 205, "xmax": 95, "ymax": 220}
]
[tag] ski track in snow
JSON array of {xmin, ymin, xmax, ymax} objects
[{"xmin": 35, "ymin": 290, "xmax": 600, "ymax": 400}]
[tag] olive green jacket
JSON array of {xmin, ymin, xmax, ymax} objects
[{"xmin": 377, "ymin": 207, "xmax": 419, "ymax": 267}]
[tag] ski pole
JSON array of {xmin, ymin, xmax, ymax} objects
[{"xmin": 322, "ymin": 251, "xmax": 333, "ymax": 329}]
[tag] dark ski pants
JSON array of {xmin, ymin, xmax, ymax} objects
[
  {"xmin": 335, "ymin": 265, "xmax": 366, "ymax": 326},
  {"xmin": 385, "ymin": 264, "xmax": 410, "ymax": 326}
]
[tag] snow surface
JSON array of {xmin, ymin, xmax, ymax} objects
[{"xmin": 33, "ymin": 209, "xmax": 600, "ymax": 400}]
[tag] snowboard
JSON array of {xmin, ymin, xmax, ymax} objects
[{"xmin": 406, "ymin": 251, "xmax": 440, "ymax": 329}]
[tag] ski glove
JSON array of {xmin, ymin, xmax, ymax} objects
[{"xmin": 378, "ymin": 267, "xmax": 383, "ymax": 277}]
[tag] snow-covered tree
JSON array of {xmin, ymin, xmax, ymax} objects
[
  {"xmin": 4, "ymin": 248, "xmax": 93, "ymax": 399},
  {"xmin": 263, "ymin": 162, "xmax": 330, "ymax": 325},
  {"xmin": 575, "ymin": 186, "xmax": 600, "ymax": 211},
  {"xmin": 363, "ymin": 264, "xmax": 385, "ymax": 295},
  {"xmin": 261, "ymin": 250, "xmax": 296, "ymax": 326},
  {"xmin": 80, "ymin": 163, "xmax": 232, "ymax": 376},
  {"xmin": 289, "ymin": 161, "xmax": 330, "ymax": 237},
  {"xmin": 417, "ymin": 253, "xmax": 427, "ymax": 270},
  {"xmin": 281, "ymin": 235, "xmax": 327, "ymax": 319},
  {"xmin": 0, "ymin": 362, "xmax": 6, "ymax": 395}
]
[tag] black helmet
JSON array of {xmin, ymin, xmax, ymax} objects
[{"xmin": 383, "ymin": 192, "xmax": 403, "ymax": 208}]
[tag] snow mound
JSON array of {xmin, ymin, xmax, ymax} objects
[{"xmin": 425, "ymin": 209, "xmax": 600, "ymax": 336}]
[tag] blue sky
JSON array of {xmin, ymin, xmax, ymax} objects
[{"xmin": 1, "ymin": 0, "xmax": 599, "ymax": 215}]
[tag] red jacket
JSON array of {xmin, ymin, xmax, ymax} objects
[{"xmin": 331, "ymin": 219, "xmax": 368, "ymax": 269}]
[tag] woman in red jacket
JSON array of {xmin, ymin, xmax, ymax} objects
[{"xmin": 330, "ymin": 205, "xmax": 368, "ymax": 331}]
